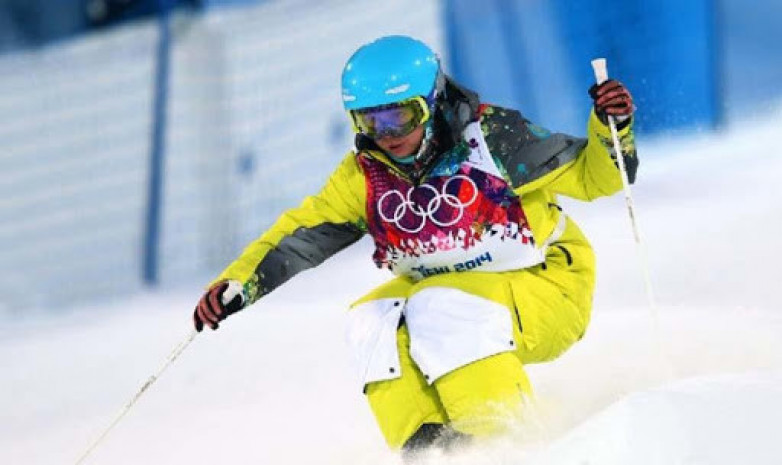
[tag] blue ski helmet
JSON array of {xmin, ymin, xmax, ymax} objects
[{"xmin": 341, "ymin": 35, "xmax": 441, "ymax": 111}]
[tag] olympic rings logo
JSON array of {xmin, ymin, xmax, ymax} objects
[{"xmin": 377, "ymin": 175, "xmax": 479, "ymax": 234}]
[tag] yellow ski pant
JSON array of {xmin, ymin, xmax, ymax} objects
[{"xmin": 351, "ymin": 219, "xmax": 595, "ymax": 448}]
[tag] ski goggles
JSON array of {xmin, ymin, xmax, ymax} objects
[{"xmin": 348, "ymin": 96, "xmax": 431, "ymax": 139}]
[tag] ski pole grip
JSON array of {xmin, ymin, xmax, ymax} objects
[{"xmin": 591, "ymin": 58, "xmax": 609, "ymax": 84}]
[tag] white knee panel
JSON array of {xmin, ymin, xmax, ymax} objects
[
  {"xmin": 345, "ymin": 287, "xmax": 515, "ymax": 388},
  {"xmin": 405, "ymin": 286, "xmax": 515, "ymax": 384},
  {"xmin": 346, "ymin": 297, "xmax": 405, "ymax": 389}
]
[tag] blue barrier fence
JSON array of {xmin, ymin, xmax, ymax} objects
[
  {"xmin": 0, "ymin": 0, "xmax": 443, "ymax": 310},
  {"xmin": 552, "ymin": 0, "xmax": 721, "ymax": 134},
  {"xmin": 2, "ymin": 0, "xmax": 782, "ymax": 310},
  {"xmin": 443, "ymin": 0, "xmax": 782, "ymax": 135}
]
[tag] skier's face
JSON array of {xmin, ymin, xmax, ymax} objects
[{"xmin": 374, "ymin": 125, "xmax": 425, "ymax": 158}]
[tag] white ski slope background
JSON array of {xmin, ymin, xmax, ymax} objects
[{"xmin": 3, "ymin": 108, "xmax": 782, "ymax": 465}]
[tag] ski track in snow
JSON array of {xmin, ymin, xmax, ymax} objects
[{"xmin": 2, "ymin": 108, "xmax": 782, "ymax": 464}]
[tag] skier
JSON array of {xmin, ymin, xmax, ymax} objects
[{"xmin": 192, "ymin": 35, "xmax": 637, "ymax": 456}]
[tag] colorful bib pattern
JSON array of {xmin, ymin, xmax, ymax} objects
[{"xmin": 359, "ymin": 122, "xmax": 546, "ymax": 280}]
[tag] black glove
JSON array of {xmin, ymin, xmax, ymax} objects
[
  {"xmin": 589, "ymin": 79, "xmax": 635, "ymax": 129},
  {"xmin": 193, "ymin": 280, "xmax": 245, "ymax": 332}
]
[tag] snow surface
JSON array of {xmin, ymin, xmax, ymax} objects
[{"xmin": 3, "ymin": 108, "xmax": 782, "ymax": 464}]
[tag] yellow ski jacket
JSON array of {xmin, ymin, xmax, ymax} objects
[{"xmin": 213, "ymin": 81, "xmax": 637, "ymax": 306}]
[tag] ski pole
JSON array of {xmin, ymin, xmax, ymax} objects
[
  {"xmin": 74, "ymin": 329, "xmax": 199, "ymax": 465},
  {"xmin": 590, "ymin": 58, "xmax": 672, "ymax": 380}
]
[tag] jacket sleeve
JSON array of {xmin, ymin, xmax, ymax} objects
[
  {"xmin": 212, "ymin": 152, "xmax": 367, "ymax": 305},
  {"xmin": 516, "ymin": 110, "xmax": 638, "ymax": 201}
]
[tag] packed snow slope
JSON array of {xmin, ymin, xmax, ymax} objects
[{"xmin": 2, "ymin": 109, "xmax": 782, "ymax": 464}]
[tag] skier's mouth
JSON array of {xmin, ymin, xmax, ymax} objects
[{"xmin": 388, "ymin": 142, "xmax": 405, "ymax": 152}]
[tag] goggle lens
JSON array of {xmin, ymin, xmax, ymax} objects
[{"xmin": 350, "ymin": 97, "xmax": 430, "ymax": 139}]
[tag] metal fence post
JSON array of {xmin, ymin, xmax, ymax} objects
[{"xmin": 143, "ymin": 0, "xmax": 173, "ymax": 285}]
